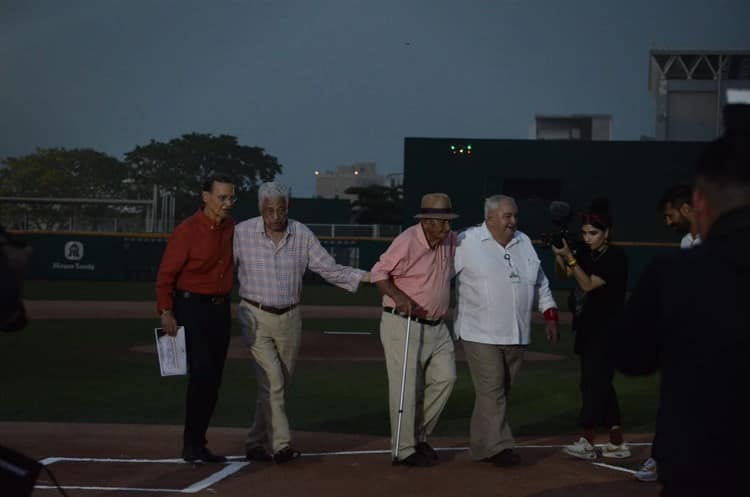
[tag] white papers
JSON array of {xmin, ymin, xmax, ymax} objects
[{"xmin": 154, "ymin": 326, "xmax": 187, "ymax": 376}]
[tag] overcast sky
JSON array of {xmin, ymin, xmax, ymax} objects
[{"xmin": 1, "ymin": 0, "xmax": 748, "ymax": 197}]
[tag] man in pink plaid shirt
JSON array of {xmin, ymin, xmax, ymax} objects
[{"xmin": 234, "ymin": 181, "xmax": 370, "ymax": 464}]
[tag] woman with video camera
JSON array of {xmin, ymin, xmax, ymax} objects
[{"xmin": 551, "ymin": 198, "xmax": 630, "ymax": 461}]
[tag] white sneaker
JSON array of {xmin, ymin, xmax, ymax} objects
[
  {"xmin": 563, "ymin": 437, "xmax": 597, "ymax": 460},
  {"xmin": 634, "ymin": 457, "xmax": 658, "ymax": 482},
  {"xmin": 601, "ymin": 442, "xmax": 631, "ymax": 459}
]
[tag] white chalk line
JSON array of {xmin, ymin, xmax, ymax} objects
[
  {"xmin": 35, "ymin": 484, "xmax": 183, "ymax": 493},
  {"xmin": 592, "ymin": 462, "xmax": 638, "ymax": 475},
  {"xmin": 34, "ymin": 442, "xmax": 651, "ymax": 492},
  {"xmin": 182, "ymin": 462, "xmax": 249, "ymax": 493},
  {"xmin": 35, "ymin": 461, "xmax": 248, "ymax": 493},
  {"xmin": 322, "ymin": 331, "xmax": 372, "ymax": 335}
]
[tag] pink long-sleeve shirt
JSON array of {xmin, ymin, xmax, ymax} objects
[{"xmin": 370, "ymin": 224, "xmax": 456, "ymax": 320}]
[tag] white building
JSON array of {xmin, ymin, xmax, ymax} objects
[
  {"xmin": 531, "ymin": 114, "xmax": 612, "ymax": 141},
  {"xmin": 314, "ymin": 161, "xmax": 385, "ymax": 201},
  {"xmin": 648, "ymin": 50, "xmax": 750, "ymax": 141}
]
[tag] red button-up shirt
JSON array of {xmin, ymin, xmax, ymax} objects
[{"xmin": 155, "ymin": 209, "xmax": 235, "ymax": 314}]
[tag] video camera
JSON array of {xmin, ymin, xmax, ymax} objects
[{"xmin": 539, "ymin": 201, "xmax": 575, "ymax": 249}]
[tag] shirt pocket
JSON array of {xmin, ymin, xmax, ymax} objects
[{"xmin": 524, "ymin": 257, "xmax": 541, "ymax": 286}]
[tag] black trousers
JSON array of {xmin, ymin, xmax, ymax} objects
[
  {"xmin": 174, "ymin": 295, "xmax": 231, "ymax": 449},
  {"xmin": 577, "ymin": 341, "xmax": 621, "ymax": 430}
]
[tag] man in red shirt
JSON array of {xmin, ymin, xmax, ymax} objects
[{"xmin": 156, "ymin": 174, "xmax": 236, "ymax": 463}]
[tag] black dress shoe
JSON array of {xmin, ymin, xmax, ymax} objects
[
  {"xmin": 392, "ymin": 451, "xmax": 434, "ymax": 467},
  {"xmin": 416, "ymin": 442, "xmax": 438, "ymax": 461},
  {"xmin": 245, "ymin": 446, "xmax": 273, "ymax": 462},
  {"xmin": 182, "ymin": 446, "xmax": 227, "ymax": 463},
  {"xmin": 273, "ymin": 446, "xmax": 301, "ymax": 464},
  {"xmin": 485, "ymin": 448, "xmax": 521, "ymax": 467}
]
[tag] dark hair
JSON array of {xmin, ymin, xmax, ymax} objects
[
  {"xmin": 723, "ymin": 103, "xmax": 750, "ymax": 138},
  {"xmin": 658, "ymin": 185, "xmax": 693, "ymax": 210},
  {"xmin": 580, "ymin": 197, "xmax": 612, "ymax": 230},
  {"xmin": 695, "ymin": 104, "xmax": 750, "ymax": 212},
  {"xmin": 202, "ymin": 173, "xmax": 235, "ymax": 193}
]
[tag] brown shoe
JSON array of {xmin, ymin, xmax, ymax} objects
[
  {"xmin": 392, "ymin": 451, "xmax": 434, "ymax": 467},
  {"xmin": 416, "ymin": 442, "xmax": 438, "ymax": 462},
  {"xmin": 484, "ymin": 449, "xmax": 521, "ymax": 467},
  {"xmin": 245, "ymin": 446, "xmax": 272, "ymax": 462},
  {"xmin": 273, "ymin": 446, "xmax": 301, "ymax": 464}
]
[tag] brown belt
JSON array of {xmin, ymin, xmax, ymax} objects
[
  {"xmin": 243, "ymin": 298, "xmax": 297, "ymax": 315},
  {"xmin": 383, "ymin": 307, "xmax": 443, "ymax": 326}
]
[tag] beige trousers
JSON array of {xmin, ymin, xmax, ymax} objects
[
  {"xmin": 380, "ymin": 311, "xmax": 456, "ymax": 460},
  {"xmin": 462, "ymin": 340, "xmax": 525, "ymax": 460},
  {"xmin": 238, "ymin": 300, "xmax": 302, "ymax": 453}
]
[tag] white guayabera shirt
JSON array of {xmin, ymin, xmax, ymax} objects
[
  {"xmin": 454, "ymin": 224, "xmax": 557, "ymax": 345},
  {"xmin": 680, "ymin": 232, "xmax": 702, "ymax": 249}
]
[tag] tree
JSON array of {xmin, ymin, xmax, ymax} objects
[
  {"xmin": 0, "ymin": 148, "xmax": 127, "ymax": 229},
  {"xmin": 124, "ymin": 133, "xmax": 283, "ymax": 220},
  {"xmin": 345, "ymin": 184, "xmax": 403, "ymax": 225},
  {"xmin": 0, "ymin": 147, "xmax": 126, "ymax": 198}
]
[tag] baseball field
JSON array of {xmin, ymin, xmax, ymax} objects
[{"xmin": 0, "ymin": 281, "xmax": 661, "ymax": 496}]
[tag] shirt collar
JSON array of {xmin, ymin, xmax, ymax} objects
[
  {"xmin": 253, "ymin": 216, "xmax": 293, "ymax": 237},
  {"xmin": 195, "ymin": 208, "xmax": 230, "ymax": 229},
  {"xmin": 479, "ymin": 222, "xmax": 520, "ymax": 248}
]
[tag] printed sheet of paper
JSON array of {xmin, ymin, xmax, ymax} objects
[{"xmin": 154, "ymin": 326, "xmax": 187, "ymax": 376}]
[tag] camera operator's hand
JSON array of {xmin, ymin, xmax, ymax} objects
[
  {"xmin": 551, "ymin": 238, "xmax": 573, "ymax": 260},
  {"xmin": 160, "ymin": 310, "xmax": 179, "ymax": 337},
  {"xmin": 545, "ymin": 321, "xmax": 559, "ymax": 345}
]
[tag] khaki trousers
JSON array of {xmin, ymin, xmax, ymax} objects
[
  {"xmin": 380, "ymin": 311, "xmax": 456, "ymax": 460},
  {"xmin": 462, "ymin": 340, "xmax": 524, "ymax": 460},
  {"xmin": 238, "ymin": 300, "xmax": 302, "ymax": 453}
]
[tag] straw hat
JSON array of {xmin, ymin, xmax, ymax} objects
[{"xmin": 413, "ymin": 193, "xmax": 459, "ymax": 220}]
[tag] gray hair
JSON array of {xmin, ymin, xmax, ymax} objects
[
  {"xmin": 484, "ymin": 194, "xmax": 516, "ymax": 219},
  {"xmin": 257, "ymin": 182, "xmax": 290, "ymax": 210}
]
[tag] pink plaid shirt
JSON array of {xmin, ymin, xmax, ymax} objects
[{"xmin": 234, "ymin": 217, "xmax": 365, "ymax": 306}]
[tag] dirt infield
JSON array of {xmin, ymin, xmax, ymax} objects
[
  {"xmin": 1, "ymin": 422, "xmax": 660, "ymax": 497},
  {"xmin": 7, "ymin": 301, "xmax": 657, "ymax": 496}
]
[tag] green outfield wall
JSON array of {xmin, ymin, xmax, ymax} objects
[{"xmin": 13, "ymin": 231, "xmax": 676, "ymax": 289}]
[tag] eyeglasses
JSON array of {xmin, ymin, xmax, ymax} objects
[{"xmin": 215, "ymin": 194, "xmax": 237, "ymax": 204}]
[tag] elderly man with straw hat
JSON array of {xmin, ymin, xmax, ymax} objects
[{"xmin": 370, "ymin": 193, "xmax": 459, "ymax": 467}]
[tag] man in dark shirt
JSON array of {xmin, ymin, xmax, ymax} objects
[
  {"xmin": 614, "ymin": 103, "xmax": 750, "ymax": 496},
  {"xmin": 0, "ymin": 227, "xmax": 30, "ymax": 333},
  {"xmin": 155, "ymin": 174, "xmax": 236, "ymax": 463}
]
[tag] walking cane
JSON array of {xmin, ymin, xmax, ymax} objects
[{"xmin": 393, "ymin": 313, "xmax": 412, "ymax": 462}]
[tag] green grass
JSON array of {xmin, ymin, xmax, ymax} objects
[
  {"xmin": 23, "ymin": 281, "xmax": 573, "ymax": 313},
  {"xmin": 23, "ymin": 280, "xmax": 385, "ymax": 305},
  {"xmin": 0, "ymin": 317, "xmax": 658, "ymax": 437}
]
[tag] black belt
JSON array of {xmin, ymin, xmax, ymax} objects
[
  {"xmin": 383, "ymin": 307, "xmax": 443, "ymax": 326},
  {"xmin": 243, "ymin": 298, "xmax": 297, "ymax": 315},
  {"xmin": 174, "ymin": 290, "xmax": 230, "ymax": 304}
]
